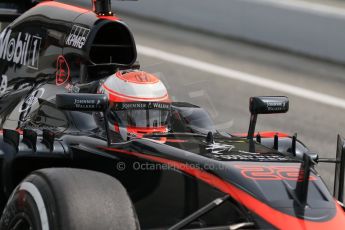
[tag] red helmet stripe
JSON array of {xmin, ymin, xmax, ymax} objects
[
  {"xmin": 103, "ymin": 84, "xmax": 169, "ymax": 102},
  {"xmin": 115, "ymin": 71, "xmax": 160, "ymax": 84}
]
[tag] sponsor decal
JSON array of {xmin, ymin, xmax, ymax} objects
[
  {"xmin": 235, "ymin": 165, "xmax": 317, "ymax": 181},
  {"xmin": 56, "ymin": 55, "xmax": 70, "ymax": 86},
  {"xmin": 65, "ymin": 83, "xmax": 80, "ymax": 93},
  {"xmin": 266, "ymin": 101, "xmax": 288, "ymax": 112},
  {"xmin": 0, "ymin": 75, "xmax": 7, "ymax": 96},
  {"xmin": 19, "ymin": 88, "xmax": 45, "ymax": 113},
  {"xmin": 113, "ymin": 102, "xmax": 171, "ymax": 111},
  {"xmin": 65, "ymin": 25, "xmax": 90, "ymax": 49},
  {"xmin": 0, "ymin": 29, "xmax": 42, "ymax": 69},
  {"xmin": 212, "ymin": 154, "xmax": 291, "ymax": 161},
  {"xmin": 74, "ymin": 98, "xmax": 102, "ymax": 109},
  {"xmin": 206, "ymin": 142, "xmax": 235, "ymax": 154}
]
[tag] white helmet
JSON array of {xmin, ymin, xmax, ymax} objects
[{"xmin": 99, "ymin": 69, "xmax": 171, "ymax": 139}]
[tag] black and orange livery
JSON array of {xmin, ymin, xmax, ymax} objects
[{"xmin": 0, "ymin": 1, "xmax": 343, "ymax": 230}]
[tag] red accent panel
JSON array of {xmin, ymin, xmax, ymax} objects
[
  {"xmin": 114, "ymin": 123, "xmax": 120, "ymax": 133},
  {"xmin": 0, "ymin": 129, "xmax": 23, "ymax": 135},
  {"xmin": 108, "ymin": 93, "xmax": 135, "ymax": 102},
  {"xmin": 127, "ymin": 125, "xmax": 167, "ymax": 133},
  {"xmin": 98, "ymin": 16, "xmax": 120, "ymax": 21},
  {"xmin": 16, "ymin": 129, "xmax": 23, "ymax": 135},
  {"xmin": 235, "ymin": 165, "xmax": 317, "ymax": 182},
  {"xmin": 92, "ymin": 0, "xmax": 96, "ymax": 11},
  {"xmin": 165, "ymin": 139, "xmax": 188, "ymax": 143},
  {"xmin": 233, "ymin": 131, "xmax": 289, "ymax": 138},
  {"xmin": 103, "ymin": 84, "xmax": 170, "ymax": 102},
  {"xmin": 38, "ymin": 1, "xmax": 89, "ymax": 13},
  {"xmin": 56, "ymin": 55, "xmax": 70, "ymax": 86},
  {"xmin": 115, "ymin": 71, "xmax": 159, "ymax": 84},
  {"xmin": 102, "ymin": 147, "xmax": 345, "ymax": 229},
  {"xmin": 149, "ymin": 137, "xmax": 167, "ymax": 144}
]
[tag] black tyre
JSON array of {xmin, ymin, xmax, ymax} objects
[{"xmin": 0, "ymin": 168, "xmax": 139, "ymax": 230}]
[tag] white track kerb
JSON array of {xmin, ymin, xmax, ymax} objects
[
  {"xmin": 20, "ymin": 182, "xmax": 49, "ymax": 230},
  {"xmin": 137, "ymin": 45, "xmax": 345, "ymax": 110}
]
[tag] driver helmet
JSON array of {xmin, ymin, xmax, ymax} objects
[{"xmin": 99, "ymin": 69, "xmax": 171, "ymax": 139}]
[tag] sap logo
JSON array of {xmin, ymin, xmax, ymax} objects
[
  {"xmin": 65, "ymin": 25, "xmax": 90, "ymax": 49},
  {"xmin": 0, "ymin": 29, "xmax": 42, "ymax": 69}
]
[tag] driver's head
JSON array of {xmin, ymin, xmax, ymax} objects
[{"xmin": 99, "ymin": 70, "xmax": 171, "ymax": 139}]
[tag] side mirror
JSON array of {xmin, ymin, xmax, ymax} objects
[
  {"xmin": 250, "ymin": 96, "xmax": 289, "ymax": 115},
  {"xmin": 56, "ymin": 93, "xmax": 108, "ymax": 111},
  {"xmin": 248, "ymin": 96, "xmax": 289, "ymax": 141}
]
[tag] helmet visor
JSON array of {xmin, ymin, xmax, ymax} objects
[{"xmin": 108, "ymin": 102, "xmax": 171, "ymax": 129}]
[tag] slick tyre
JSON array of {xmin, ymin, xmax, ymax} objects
[{"xmin": 0, "ymin": 168, "xmax": 139, "ymax": 230}]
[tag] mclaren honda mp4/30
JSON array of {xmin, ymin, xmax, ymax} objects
[{"xmin": 0, "ymin": 0, "xmax": 343, "ymax": 230}]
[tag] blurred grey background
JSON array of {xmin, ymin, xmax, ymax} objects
[{"xmin": 109, "ymin": 0, "xmax": 345, "ymax": 190}]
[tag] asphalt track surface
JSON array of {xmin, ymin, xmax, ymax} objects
[
  {"xmin": 118, "ymin": 14, "xmax": 345, "ymax": 189},
  {"xmin": 70, "ymin": 0, "xmax": 345, "ymax": 190}
]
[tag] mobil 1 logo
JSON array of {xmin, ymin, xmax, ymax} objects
[
  {"xmin": 29, "ymin": 36, "xmax": 42, "ymax": 69},
  {"xmin": 0, "ymin": 29, "xmax": 42, "ymax": 69},
  {"xmin": 65, "ymin": 25, "xmax": 90, "ymax": 49}
]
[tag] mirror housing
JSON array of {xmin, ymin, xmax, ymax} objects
[
  {"xmin": 250, "ymin": 96, "xmax": 289, "ymax": 115},
  {"xmin": 56, "ymin": 93, "xmax": 108, "ymax": 111},
  {"xmin": 247, "ymin": 96, "xmax": 289, "ymax": 144}
]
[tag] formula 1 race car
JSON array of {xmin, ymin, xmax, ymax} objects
[{"xmin": 0, "ymin": 0, "xmax": 344, "ymax": 230}]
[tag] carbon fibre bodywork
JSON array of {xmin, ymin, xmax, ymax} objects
[{"xmin": 0, "ymin": 1, "xmax": 344, "ymax": 230}]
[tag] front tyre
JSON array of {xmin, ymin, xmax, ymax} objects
[{"xmin": 0, "ymin": 168, "xmax": 139, "ymax": 230}]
